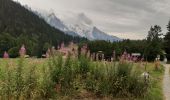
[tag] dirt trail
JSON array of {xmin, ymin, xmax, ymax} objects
[{"xmin": 163, "ymin": 64, "xmax": 170, "ymax": 100}]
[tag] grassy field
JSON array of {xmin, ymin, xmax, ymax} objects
[{"xmin": 0, "ymin": 56, "xmax": 164, "ymax": 100}]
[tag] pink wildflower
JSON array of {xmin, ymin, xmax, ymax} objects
[
  {"xmin": 123, "ymin": 51, "xmax": 127, "ymax": 56},
  {"xmin": 127, "ymin": 54, "xmax": 131, "ymax": 61},
  {"xmin": 133, "ymin": 56, "xmax": 137, "ymax": 62},
  {"xmin": 19, "ymin": 45, "xmax": 26, "ymax": 57},
  {"xmin": 46, "ymin": 52, "xmax": 49, "ymax": 58},
  {"xmin": 3, "ymin": 51, "xmax": 9, "ymax": 58},
  {"xmin": 60, "ymin": 42, "xmax": 65, "ymax": 49}
]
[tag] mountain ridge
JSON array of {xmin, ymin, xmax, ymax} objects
[{"xmin": 36, "ymin": 10, "xmax": 121, "ymax": 42}]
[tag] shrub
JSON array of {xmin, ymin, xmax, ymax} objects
[{"xmin": 79, "ymin": 55, "xmax": 90, "ymax": 78}]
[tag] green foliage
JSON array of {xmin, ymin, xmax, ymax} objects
[
  {"xmin": 145, "ymin": 25, "xmax": 163, "ymax": 61},
  {"xmin": 40, "ymin": 65, "xmax": 55, "ymax": 99},
  {"xmin": 88, "ymin": 40, "xmax": 113, "ymax": 56},
  {"xmin": 43, "ymin": 42, "xmax": 51, "ymax": 53},
  {"xmin": 8, "ymin": 47, "xmax": 19, "ymax": 58},
  {"xmin": 79, "ymin": 55, "xmax": 90, "ymax": 78},
  {"xmin": 24, "ymin": 65, "xmax": 38, "ymax": 99}
]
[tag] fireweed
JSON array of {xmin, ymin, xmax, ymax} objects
[
  {"xmin": 3, "ymin": 51, "xmax": 9, "ymax": 58},
  {"xmin": 0, "ymin": 49, "xmax": 151, "ymax": 99},
  {"xmin": 15, "ymin": 45, "xmax": 26, "ymax": 99}
]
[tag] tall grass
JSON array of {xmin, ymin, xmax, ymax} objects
[
  {"xmin": 15, "ymin": 58, "xmax": 24, "ymax": 99},
  {"xmin": 0, "ymin": 53, "xmax": 157, "ymax": 99},
  {"xmin": 84, "ymin": 61, "xmax": 149, "ymax": 98}
]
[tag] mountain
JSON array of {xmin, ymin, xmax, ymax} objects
[
  {"xmin": 92, "ymin": 27, "xmax": 120, "ymax": 41},
  {"xmin": 39, "ymin": 12, "xmax": 121, "ymax": 42},
  {"xmin": 44, "ymin": 13, "xmax": 68, "ymax": 32},
  {"xmin": 0, "ymin": 0, "xmax": 85, "ymax": 57},
  {"xmin": 43, "ymin": 13, "xmax": 78, "ymax": 36}
]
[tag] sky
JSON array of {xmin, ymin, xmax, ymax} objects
[{"xmin": 13, "ymin": 0, "xmax": 170, "ymax": 39}]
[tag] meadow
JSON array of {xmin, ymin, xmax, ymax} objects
[{"xmin": 0, "ymin": 52, "xmax": 164, "ymax": 100}]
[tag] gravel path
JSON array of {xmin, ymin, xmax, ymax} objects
[{"xmin": 163, "ymin": 64, "xmax": 170, "ymax": 100}]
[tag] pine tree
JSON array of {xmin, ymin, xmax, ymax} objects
[
  {"xmin": 145, "ymin": 25, "xmax": 163, "ymax": 61},
  {"xmin": 164, "ymin": 21, "xmax": 170, "ymax": 60}
]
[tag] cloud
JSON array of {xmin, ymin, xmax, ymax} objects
[
  {"xmin": 13, "ymin": 0, "xmax": 170, "ymax": 39},
  {"xmin": 77, "ymin": 13, "xmax": 93, "ymax": 25}
]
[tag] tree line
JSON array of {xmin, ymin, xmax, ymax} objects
[{"xmin": 87, "ymin": 21, "xmax": 170, "ymax": 61}]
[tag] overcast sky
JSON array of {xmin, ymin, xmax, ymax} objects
[{"xmin": 13, "ymin": 0, "xmax": 170, "ymax": 39}]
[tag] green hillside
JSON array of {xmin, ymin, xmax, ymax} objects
[{"xmin": 0, "ymin": 0, "xmax": 86, "ymax": 57}]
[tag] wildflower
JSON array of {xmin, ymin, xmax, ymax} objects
[
  {"xmin": 3, "ymin": 51, "xmax": 9, "ymax": 58},
  {"xmin": 19, "ymin": 45, "xmax": 26, "ymax": 57},
  {"xmin": 123, "ymin": 50, "xmax": 127, "ymax": 55},
  {"xmin": 60, "ymin": 42, "xmax": 65, "ymax": 49},
  {"xmin": 127, "ymin": 54, "xmax": 131, "ymax": 61},
  {"xmin": 46, "ymin": 51, "xmax": 49, "ymax": 58}
]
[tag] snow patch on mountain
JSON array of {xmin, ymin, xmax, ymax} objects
[{"xmin": 30, "ymin": 8, "xmax": 121, "ymax": 41}]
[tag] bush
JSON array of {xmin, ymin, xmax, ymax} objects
[{"xmin": 8, "ymin": 47, "xmax": 19, "ymax": 58}]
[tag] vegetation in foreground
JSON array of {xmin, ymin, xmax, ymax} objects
[{"xmin": 0, "ymin": 53, "xmax": 164, "ymax": 100}]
